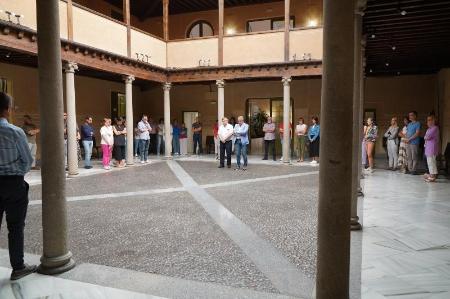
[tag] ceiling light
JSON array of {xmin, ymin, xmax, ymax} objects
[
  {"xmin": 400, "ymin": 10, "xmax": 407, "ymax": 16},
  {"xmin": 392, "ymin": 46, "xmax": 396, "ymax": 51},
  {"xmin": 307, "ymin": 19, "xmax": 318, "ymax": 27},
  {"xmin": 371, "ymin": 34, "xmax": 376, "ymax": 39},
  {"xmin": 5, "ymin": 52, "xmax": 11, "ymax": 58},
  {"xmin": 369, "ymin": 69, "xmax": 373, "ymax": 73},
  {"xmin": 385, "ymin": 62, "xmax": 390, "ymax": 67},
  {"xmin": 397, "ymin": 71, "xmax": 401, "ymax": 75}
]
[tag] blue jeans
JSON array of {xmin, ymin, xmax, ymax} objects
[
  {"xmin": 157, "ymin": 135, "xmax": 164, "ymax": 156},
  {"xmin": 172, "ymin": 136, "xmax": 180, "ymax": 155},
  {"xmin": 82, "ymin": 140, "xmax": 93, "ymax": 167},
  {"xmin": 193, "ymin": 134, "xmax": 202, "ymax": 154},
  {"xmin": 235, "ymin": 139, "xmax": 248, "ymax": 167},
  {"xmin": 139, "ymin": 139, "xmax": 150, "ymax": 161}
]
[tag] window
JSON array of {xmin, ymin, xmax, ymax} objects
[
  {"xmin": 247, "ymin": 17, "xmax": 295, "ymax": 32},
  {"xmin": 187, "ymin": 21, "xmax": 214, "ymax": 38}
]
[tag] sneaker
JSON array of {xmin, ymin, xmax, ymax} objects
[
  {"xmin": 242, "ymin": 166, "xmax": 247, "ymax": 171},
  {"xmin": 104, "ymin": 166, "xmax": 111, "ymax": 170},
  {"xmin": 10, "ymin": 264, "xmax": 37, "ymax": 281},
  {"xmin": 262, "ymin": 158, "xmax": 268, "ymax": 160},
  {"xmin": 234, "ymin": 167, "xmax": 240, "ymax": 171},
  {"xmin": 310, "ymin": 160, "xmax": 318, "ymax": 164},
  {"xmin": 145, "ymin": 160, "xmax": 150, "ymax": 164},
  {"xmin": 140, "ymin": 161, "xmax": 145, "ymax": 164},
  {"xmin": 84, "ymin": 166, "xmax": 93, "ymax": 169},
  {"xmin": 365, "ymin": 167, "xmax": 374, "ymax": 173}
]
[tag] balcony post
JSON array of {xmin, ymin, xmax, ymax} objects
[
  {"xmin": 284, "ymin": 0, "xmax": 290, "ymax": 61},
  {"xmin": 218, "ymin": 0, "xmax": 224, "ymax": 66},
  {"xmin": 282, "ymin": 76, "xmax": 291, "ymax": 163},
  {"xmin": 216, "ymin": 80, "xmax": 225, "ymax": 122},
  {"xmin": 163, "ymin": 82, "xmax": 172, "ymax": 158},
  {"xmin": 163, "ymin": 0, "xmax": 169, "ymax": 41}
]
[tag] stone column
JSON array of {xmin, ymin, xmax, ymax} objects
[
  {"xmin": 64, "ymin": 61, "xmax": 79, "ymax": 177},
  {"xmin": 163, "ymin": 82, "xmax": 172, "ymax": 158},
  {"xmin": 36, "ymin": 0, "xmax": 75, "ymax": 275},
  {"xmin": 351, "ymin": 0, "xmax": 365, "ymax": 231},
  {"xmin": 358, "ymin": 38, "xmax": 367, "ymax": 187},
  {"xmin": 316, "ymin": 0, "xmax": 354, "ymax": 298},
  {"xmin": 124, "ymin": 75, "xmax": 135, "ymax": 165},
  {"xmin": 282, "ymin": 77, "xmax": 292, "ymax": 163},
  {"xmin": 216, "ymin": 79, "xmax": 225, "ymax": 122}
]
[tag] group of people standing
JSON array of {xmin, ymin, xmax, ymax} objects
[
  {"xmin": 261, "ymin": 116, "xmax": 321, "ymax": 163},
  {"xmin": 363, "ymin": 111, "xmax": 440, "ymax": 182}
]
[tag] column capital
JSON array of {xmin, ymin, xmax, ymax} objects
[
  {"xmin": 63, "ymin": 61, "xmax": 78, "ymax": 73},
  {"xmin": 282, "ymin": 76, "xmax": 292, "ymax": 86},
  {"xmin": 216, "ymin": 79, "xmax": 225, "ymax": 88},
  {"xmin": 163, "ymin": 82, "xmax": 172, "ymax": 91},
  {"xmin": 123, "ymin": 75, "xmax": 135, "ymax": 84}
]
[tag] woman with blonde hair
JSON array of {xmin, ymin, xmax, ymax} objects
[
  {"xmin": 364, "ymin": 117, "xmax": 378, "ymax": 173},
  {"xmin": 100, "ymin": 118, "xmax": 114, "ymax": 170}
]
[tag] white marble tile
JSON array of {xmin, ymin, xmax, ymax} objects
[
  {"xmin": 363, "ymin": 276, "xmax": 427, "ymax": 296},
  {"xmin": 429, "ymin": 292, "xmax": 450, "ymax": 299},
  {"xmin": 0, "ymin": 267, "xmax": 167, "ymax": 299},
  {"xmin": 397, "ymin": 273, "xmax": 450, "ymax": 293},
  {"xmin": 361, "ymin": 288, "xmax": 387, "ymax": 299}
]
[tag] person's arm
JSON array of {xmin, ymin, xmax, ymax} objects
[
  {"xmin": 241, "ymin": 124, "xmax": 249, "ymax": 136},
  {"xmin": 311, "ymin": 126, "xmax": 320, "ymax": 142},
  {"xmin": 384, "ymin": 128, "xmax": 391, "ymax": 138},
  {"xmin": 16, "ymin": 129, "xmax": 33, "ymax": 173},
  {"xmin": 113, "ymin": 126, "xmax": 120, "ymax": 135},
  {"xmin": 407, "ymin": 124, "xmax": 420, "ymax": 142}
]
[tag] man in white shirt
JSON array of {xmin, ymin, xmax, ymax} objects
[
  {"xmin": 137, "ymin": 114, "xmax": 152, "ymax": 163},
  {"xmin": 218, "ymin": 117, "xmax": 234, "ymax": 168}
]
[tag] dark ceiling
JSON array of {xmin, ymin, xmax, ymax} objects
[
  {"xmin": 106, "ymin": 0, "xmax": 283, "ymax": 19},
  {"xmin": 363, "ymin": 0, "xmax": 450, "ymax": 75}
]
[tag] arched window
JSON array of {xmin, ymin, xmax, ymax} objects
[{"xmin": 187, "ymin": 21, "xmax": 214, "ymax": 38}]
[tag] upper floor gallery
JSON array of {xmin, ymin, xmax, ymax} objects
[{"xmin": 0, "ymin": 0, "xmax": 323, "ymax": 69}]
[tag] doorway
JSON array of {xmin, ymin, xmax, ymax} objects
[
  {"xmin": 111, "ymin": 92, "xmax": 126, "ymax": 120},
  {"xmin": 183, "ymin": 111, "xmax": 199, "ymax": 154}
]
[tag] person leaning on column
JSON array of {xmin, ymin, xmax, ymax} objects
[
  {"xmin": 218, "ymin": 117, "xmax": 234, "ymax": 169},
  {"xmin": 0, "ymin": 92, "xmax": 37, "ymax": 280}
]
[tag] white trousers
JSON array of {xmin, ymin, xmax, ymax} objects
[
  {"xmin": 180, "ymin": 138, "xmax": 188, "ymax": 155},
  {"xmin": 28, "ymin": 143, "xmax": 37, "ymax": 168},
  {"xmin": 214, "ymin": 136, "xmax": 220, "ymax": 156},
  {"xmin": 387, "ymin": 139, "xmax": 398, "ymax": 168},
  {"xmin": 427, "ymin": 155, "xmax": 438, "ymax": 175}
]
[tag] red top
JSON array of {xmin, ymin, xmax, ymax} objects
[{"xmin": 213, "ymin": 123, "xmax": 219, "ymax": 137}]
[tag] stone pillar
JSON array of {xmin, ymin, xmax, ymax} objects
[
  {"xmin": 36, "ymin": 0, "xmax": 75, "ymax": 275},
  {"xmin": 216, "ymin": 79, "xmax": 225, "ymax": 122},
  {"xmin": 351, "ymin": 0, "xmax": 365, "ymax": 231},
  {"xmin": 282, "ymin": 77, "xmax": 291, "ymax": 163},
  {"xmin": 358, "ymin": 38, "xmax": 367, "ymax": 187},
  {"xmin": 163, "ymin": 82, "xmax": 172, "ymax": 158},
  {"xmin": 124, "ymin": 75, "xmax": 135, "ymax": 165},
  {"xmin": 64, "ymin": 62, "xmax": 79, "ymax": 177},
  {"xmin": 316, "ymin": 0, "xmax": 354, "ymax": 298}
]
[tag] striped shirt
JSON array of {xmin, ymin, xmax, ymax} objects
[{"xmin": 0, "ymin": 118, "xmax": 33, "ymax": 176}]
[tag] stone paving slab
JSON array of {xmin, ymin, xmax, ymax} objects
[
  {"xmin": 207, "ymin": 174, "xmax": 319, "ymax": 279},
  {"xmin": 0, "ymin": 192, "xmax": 277, "ymax": 293},
  {"xmin": 177, "ymin": 160, "xmax": 314, "ymax": 185},
  {"xmin": 28, "ymin": 162, "xmax": 181, "ymax": 201}
]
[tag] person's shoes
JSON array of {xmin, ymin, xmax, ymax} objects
[
  {"xmin": 425, "ymin": 177, "xmax": 436, "ymax": 183},
  {"xmin": 262, "ymin": 158, "xmax": 268, "ymax": 160},
  {"xmin": 84, "ymin": 165, "xmax": 93, "ymax": 169},
  {"xmin": 140, "ymin": 161, "xmax": 145, "ymax": 164},
  {"xmin": 280, "ymin": 157, "xmax": 283, "ymax": 161},
  {"xmin": 411, "ymin": 171, "xmax": 419, "ymax": 175},
  {"xmin": 310, "ymin": 160, "xmax": 318, "ymax": 164},
  {"xmin": 31, "ymin": 166, "xmax": 40, "ymax": 170},
  {"xmin": 104, "ymin": 166, "xmax": 111, "ymax": 170},
  {"xmin": 234, "ymin": 166, "xmax": 240, "ymax": 171},
  {"xmin": 227, "ymin": 165, "xmax": 231, "ymax": 168},
  {"xmin": 218, "ymin": 165, "xmax": 224, "ymax": 168},
  {"xmin": 242, "ymin": 166, "xmax": 247, "ymax": 171},
  {"xmin": 11, "ymin": 264, "xmax": 37, "ymax": 281}
]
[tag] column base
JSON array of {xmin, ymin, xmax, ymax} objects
[
  {"xmin": 67, "ymin": 172, "xmax": 79, "ymax": 178},
  {"xmin": 164, "ymin": 155, "xmax": 173, "ymax": 160},
  {"xmin": 126, "ymin": 162, "xmax": 134, "ymax": 166},
  {"xmin": 350, "ymin": 216, "xmax": 362, "ymax": 231},
  {"xmin": 37, "ymin": 251, "xmax": 76, "ymax": 275},
  {"xmin": 357, "ymin": 190, "xmax": 364, "ymax": 197}
]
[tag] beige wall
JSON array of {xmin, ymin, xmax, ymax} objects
[
  {"xmin": 290, "ymin": 28, "xmax": 323, "ymax": 61},
  {"xmin": 72, "ymin": 0, "xmax": 323, "ymax": 40},
  {"xmin": 0, "ymin": 0, "xmax": 68, "ymax": 39},
  {"xmin": 167, "ymin": 38, "xmax": 219, "ymax": 68},
  {"xmin": 439, "ymin": 68, "xmax": 450, "ymax": 153},
  {"xmin": 131, "ymin": 29, "xmax": 167, "ymax": 67}
]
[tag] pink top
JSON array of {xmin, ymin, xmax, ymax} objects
[{"xmin": 424, "ymin": 125, "xmax": 440, "ymax": 157}]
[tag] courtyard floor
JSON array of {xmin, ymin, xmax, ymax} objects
[{"xmin": 0, "ymin": 155, "xmax": 449, "ymax": 299}]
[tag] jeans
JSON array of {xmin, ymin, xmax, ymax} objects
[
  {"xmin": 406, "ymin": 143, "xmax": 419, "ymax": 172},
  {"xmin": 172, "ymin": 136, "xmax": 180, "ymax": 155},
  {"xmin": 220, "ymin": 140, "xmax": 232, "ymax": 166},
  {"xmin": 157, "ymin": 135, "xmax": 164, "ymax": 156},
  {"xmin": 139, "ymin": 139, "xmax": 150, "ymax": 161},
  {"xmin": 193, "ymin": 134, "xmax": 202, "ymax": 154},
  {"xmin": 82, "ymin": 140, "xmax": 93, "ymax": 167},
  {"xmin": 0, "ymin": 177, "xmax": 29, "ymax": 270},
  {"xmin": 387, "ymin": 139, "xmax": 398, "ymax": 168},
  {"xmin": 235, "ymin": 139, "xmax": 248, "ymax": 167},
  {"xmin": 264, "ymin": 139, "xmax": 276, "ymax": 160}
]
